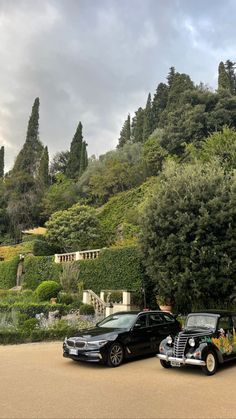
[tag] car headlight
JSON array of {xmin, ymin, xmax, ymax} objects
[
  {"xmin": 189, "ymin": 338, "xmax": 195, "ymax": 347},
  {"xmin": 166, "ymin": 335, "xmax": 173, "ymax": 345},
  {"xmin": 86, "ymin": 340, "xmax": 108, "ymax": 349}
]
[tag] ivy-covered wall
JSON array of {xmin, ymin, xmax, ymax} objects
[
  {"xmin": 0, "ymin": 257, "xmax": 19, "ymax": 289},
  {"xmin": 20, "ymin": 246, "xmax": 144, "ymax": 294},
  {"xmin": 22, "ymin": 256, "xmax": 62, "ymax": 290},
  {"xmin": 77, "ymin": 246, "xmax": 144, "ymax": 293}
]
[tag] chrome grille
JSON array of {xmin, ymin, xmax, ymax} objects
[
  {"xmin": 174, "ymin": 333, "xmax": 188, "ymax": 358},
  {"xmin": 67, "ymin": 339, "xmax": 75, "ymax": 347}
]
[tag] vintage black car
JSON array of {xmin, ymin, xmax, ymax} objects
[
  {"xmin": 63, "ymin": 310, "xmax": 181, "ymax": 367},
  {"xmin": 157, "ymin": 310, "xmax": 236, "ymax": 375}
]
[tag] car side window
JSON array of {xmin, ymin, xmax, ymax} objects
[
  {"xmin": 135, "ymin": 314, "xmax": 147, "ymax": 328},
  {"xmin": 148, "ymin": 313, "xmax": 164, "ymax": 326},
  {"xmin": 162, "ymin": 313, "xmax": 175, "ymax": 323},
  {"xmin": 218, "ymin": 316, "xmax": 232, "ymax": 332}
]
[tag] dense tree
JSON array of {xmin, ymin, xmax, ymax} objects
[
  {"xmin": 41, "ymin": 174, "xmax": 78, "ymax": 218},
  {"xmin": 77, "ymin": 143, "xmax": 146, "ymax": 204},
  {"xmin": 38, "ymin": 146, "xmax": 49, "ymax": 187},
  {"xmin": 151, "ymin": 83, "xmax": 168, "ymax": 130},
  {"xmin": 46, "ymin": 204, "xmax": 107, "ymax": 252},
  {"xmin": 225, "ymin": 60, "xmax": 236, "ymax": 95},
  {"xmin": 140, "ymin": 160, "xmax": 236, "ymax": 311},
  {"xmin": 131, "ymin": 107, "xmax": 145, "ymax": 143},
  {"xmin": 143, "ymin": 93, "xmax": 153, "ymax": 141},
  {"xmin": 117, "ymin": 114, "xmax": 131, "ymax": 148},
  {"xmin": 13, "ymin": 97, "xmax": 44, "ymax": 175},
  {"xmin": 218, "ymin": 61, "xmax": 230, "ymax": 92},
  {"xmin": 66, "ymin": 122, "xmax": 84, "ymax": 179},
  {"xmin": 79, "ymin": 141, "xmax": 88, "ymax": 176},
  {"xmin": 0, "ymin": 146, "xmax": 4, "ymax": 178},
  {"xmin": 142, "ymin": 130, "xmax": 167, "ymax": 176},
  {"xmin": 50, "ymin": 151, "xmax": 70, "ymax": 178}
]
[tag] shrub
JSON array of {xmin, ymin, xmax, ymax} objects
[
  {"xmin": 57, "ymin": 292, "xmax": 74, "ymax": 305},
  {"xmin": 35, "ymin": 281, "xmax": 62, "ymax": 301},
  {"xmin": 79, "ymin": 304, "xmax": 95, "ymax": 315}
]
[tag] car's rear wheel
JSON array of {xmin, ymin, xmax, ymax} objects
[
  {"xmin": 202, "ymin": 351, "xmax": 217, "ymax": 376},
  {"xmin": 160, "ymin": 359, "xmax": 172, "ymax": 369},
  {"xmin": 107, "ymin": 342, "xmax": 124, "ymax": 367}
]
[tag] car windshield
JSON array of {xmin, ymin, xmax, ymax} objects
[
  {"xmin": 185, "ymin": 315, "xmax": 217, "ymax": 330},
  {"xmin": 97, "ymin": 313, "xmax": 137, "ymax": 329}
]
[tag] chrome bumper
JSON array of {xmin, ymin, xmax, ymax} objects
[{"xmin": 157, "ymin": 353, "xmax": 206, "ymax": 366}]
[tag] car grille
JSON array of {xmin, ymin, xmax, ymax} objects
[
  {"xmin": 66, "ymin": 339, "xmax": 86, "ymax": 349},
  {"xmin": 173, "ymin": 333, "xmax": 188, "ymax": 358},
  {"xmin": 75, "ymin": 341, "xmax": 86, "ymax": 349}
]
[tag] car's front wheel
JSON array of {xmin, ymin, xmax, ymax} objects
[
  {"xmin": 202, "ymin": 351, "xmax": 217, "ymax": 375},
  {"xmin": 160, "ymin": 359, "xmax": 172, "ymax": 369},
  {"xmin": 107, "ymin": 342, "xmax": 124, "ymax": 367}
]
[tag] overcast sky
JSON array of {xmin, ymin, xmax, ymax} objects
[{"xmin": 0, "ymin": 0, "xmax": 235, "ymax": 170}]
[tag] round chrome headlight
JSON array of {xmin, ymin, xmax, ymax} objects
[
  {"xmin": 166, "ymin": 335, "xmax": 173, "ymax": 345},
  {"xmin": 189, "ymin": 337, "xmax": 195, "ymax": 347}
]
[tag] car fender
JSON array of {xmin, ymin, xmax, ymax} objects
[{"xmin": 199, "ymin": 342, "xmax": 223, "ymax": 364}]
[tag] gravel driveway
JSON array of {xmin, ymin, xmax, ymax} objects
[{"xmin": 0, "ymin": 341, "xmax": 236, "ymax": 419}]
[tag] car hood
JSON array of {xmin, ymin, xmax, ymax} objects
[
  {"xmin": 180, "ymin": 328, "xmax": 214, "ymax": 336},
  {"xmin": 70, "ymin": 326, "xmax": 126, "ymax": 341}
]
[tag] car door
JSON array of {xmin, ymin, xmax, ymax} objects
[
  {"xmin": 128, "ymin": 313, "xmax": 152, "ymax": 356},
  {"xmin": 217, "ymin": 315, "xmax": 234, "ymax": 360}
]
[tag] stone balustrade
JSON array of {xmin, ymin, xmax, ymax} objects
[{"xmin": 55, "ymin": 249, "xmax": 101, "ymax": 263}]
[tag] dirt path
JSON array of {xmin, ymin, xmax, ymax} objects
[{"xmin": 0, "ymin": 341, "xmax": 236, "ymax": 418}]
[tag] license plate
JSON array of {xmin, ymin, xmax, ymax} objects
[
  {"xmin": 69, "ymin": 348, "xmax": 78, "ymax": 355},
  {"xmin": 171, "ymin": 360, "xmax": 181, "ymax": 367}
]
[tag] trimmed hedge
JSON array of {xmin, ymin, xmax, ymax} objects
[
  {"xmin": 22, "ymin": 256, "xmax": 62, "ymax": 290},
  {"xmin": 0, "ymin": 256, "xmax": 19, "ymax": 289},
  {"xmin": 0, "ymin": 325, "xmax": 83, "ymax": 344},
  {"xmin": 77, "ymin": 246, "xmax": 144, "ymax": 294},
  {"xmin": 21, "ymin": 246, "xmax": 144, "ymax": 296}
]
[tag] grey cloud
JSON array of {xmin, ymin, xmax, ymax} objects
[{"xmin": 0, "ymin": 0, "xmax": 236, "ymax": 170}]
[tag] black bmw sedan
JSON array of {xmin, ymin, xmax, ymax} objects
[{"xmin": 63, "ymin": 310, "xmax": 181, "ymax": 367}]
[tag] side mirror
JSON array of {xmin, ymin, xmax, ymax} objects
[{"xmin": 133, "ymin": 322, "xmax": 142, "ymax": 329}]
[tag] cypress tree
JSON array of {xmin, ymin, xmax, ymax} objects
[
  {"xmin": 225, "ymin": 60, "xmax": 236, "ymax": 94},
  {"xmin": 66, "ymin": 122, "xmax": 83, "ymax": 179},
  {"xmin": 152, "ymin": 83, "xmax": 168, "ymax": 130},
  {"xmin": 117, "ymin": 114, "xmax": 131, "ymax": 148},
  {"xmin": 13, "ymin": 97, "xmax": 43, "ymax": 175},
  {"xmin": 0, "ymin": 146, "xmax": 4, "ymax": 178},
  {"xmin": 131, "ymin": 107, "xmax": 145, "ymax": 143},
  {"xmin": 143, "ymin": 93, "xmax": 153, "ymax": 141},
  {"xmin": 218, "ymin": 61, "xmax": 230, "ymax": 91},
  {"xmin": 167, "ymin": 66, "xmax": 176, "ymax": 88},
  {"xmin": 79, "ymin": 141, "xmax": 88, "ymax": 176},
  {"xmin": 38, "ymin": 146, "xmax": 49, "ymax": 187}
]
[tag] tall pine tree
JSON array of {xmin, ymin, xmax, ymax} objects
[
  {"xmin": 131, "ymin": 107, "xmax": 145, "ymax": 143},
  {"xmin": 218, "ymin": 61, "xmax": 231, "ymax": 91},
  {"xmin": 117, "ymin": 114, "xmax": 131, "ymax": 148},
  {"xmin": 143, "ymin": 93, "xmax": 153, "ymax": 141},
  {"xmin": 66, "ymin": 122, "xmax": 83, "ymax": 179},
  {"xmin": 79, "ymin": 141, "xmax": 88, "ymax": 176},
  {"xmin": 225, "ymin": 60, "xmax": 236, "ymax": 94},
  {"xmin": 13, "ymin": 97, "xmax": 44, "ymax": 175}
]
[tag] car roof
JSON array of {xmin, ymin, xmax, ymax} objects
[
  {"xmin": 110, "ymin": 310, "xmax": 173, "ymax": 316},
  {"xmin": 189, "ymin": 310, "xmax": 236, "ymax": 316}
]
